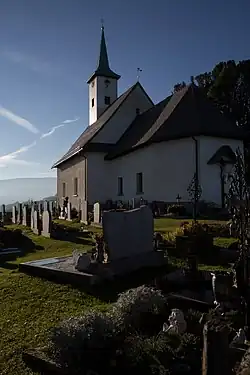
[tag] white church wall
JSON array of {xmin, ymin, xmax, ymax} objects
[
  {"xmin": 89, "ymin": 76, "xmax": 118, "ymax": 126},
  {"xmin": 199, "ymin": 136, "xmax": 243, "ymax": 204},
  {"xmin": 107, "ymin": 138, "xmax": 195, "ymax": 203},
  {"xmin": 86, "ymin": 152, "xmax": 111, "ymax": 203},
  {"xmin": 86, "ymin": 136, "xmax": 244, "ymax": 205},
  {"xmin": 91, "ymin": 84, "xmax": 153, "ymax": 144}
]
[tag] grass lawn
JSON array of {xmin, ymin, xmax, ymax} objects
[
  {"xmin": 0, "ymin": 218, "xmax": 235, "ymax": 374},
  {"xmin": 154, "ymin": 217, "xmax": 228, "ymax": 232},
  {"xmin": 0, "ymin": 225, "xmax": 107, "ymax": 375}
]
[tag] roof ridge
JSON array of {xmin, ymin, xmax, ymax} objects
[
  {"xmin": 52, "ymin": 83, "xmax": 140, "ymax": 168},
  {"xmin": 137, "ymin": 85, "xmax": 190, "ymax": 145}
]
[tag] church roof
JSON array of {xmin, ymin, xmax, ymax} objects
[
  {"xmin": 52, "ymin": 83, "xmax": 139, "ymax": 168},
  {"xmin": 207, "ymin": 145, "xmax": 237, "ymax": 165},
  {"xmin": 87, "ymin": 27, "xmax": 120, "ymax": 84},
  {"xmin": 106, "ymin": 84, "xmax": 247, "ymax": 160}
]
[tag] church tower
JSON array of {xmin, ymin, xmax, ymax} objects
[{"xmin": 87, "ymin": 26, "xmax": 120, "ymax": 126}]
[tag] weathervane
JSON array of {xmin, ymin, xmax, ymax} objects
[{"xmin": 137, "ymin": 68, "xmax": 142, "ymax": 81}]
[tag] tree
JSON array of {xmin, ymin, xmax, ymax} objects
[
  {"xmin": 173, "ymin": 59, "xmax": 250, "ymax": 132},
  {"xmin": 173, "ymin": 59, "xmax": 250, "ymax": 179},
  {"xmin": 173, "ymin": 81, "xmax": 186, "ymax": 92}
]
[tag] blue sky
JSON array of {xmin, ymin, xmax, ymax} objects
[{"xmin": 1, "ymin": 0, "xmax": 249, "ymax": 180}]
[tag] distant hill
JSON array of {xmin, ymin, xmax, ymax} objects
[{"xmin": 0, "ymin": 178, "xmax": 57, "ymax": 205}]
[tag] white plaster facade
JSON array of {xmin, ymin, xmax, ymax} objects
[
  {"xmin": 89, "ymin": 76, "xmax": 118, "ymax": 126},
  {"xmin": 92, "ymin": 84, "xmax": 153, "ymax": 144},
  {"xmin": 85, "ymin": 136, "xmax": 244, "ymax": 205}
]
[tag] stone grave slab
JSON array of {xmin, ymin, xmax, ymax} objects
[
  {"xmin": 19, "ymin": 256, "xmax": 100, "ymax": 286},
  {"xmin": 0, "ymin": 248, "xmax": 22, "ymax": 261},
  {"xmin": 102, "ymin": 205, "xmax": 154, "ymax": 261}
]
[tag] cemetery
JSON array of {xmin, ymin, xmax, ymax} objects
[{"xmin": 1, "ymin": 149, "xmax": 250, "ymax": 374}]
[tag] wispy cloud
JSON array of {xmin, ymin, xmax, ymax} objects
[
  {"xmin": 40, "ymin": 124, "xmax": 64, "ymax": 139},
  {"xmin": 0, "ymin": 106, "xmax": 40, "ymax": 134},
  {"xmin": 2, "ymin": 50, "xmax": 56, "ymax": 75},
  {"xmin": 61, "ymin": 117, "xmax": 80, "ymax": 124},
  {"xmin": 40, "ymin": 117, "xmax": 80, "ymax": 139},
  {"xmin": 0, "ymin": 142, "xmax": 38, "ymax": 168}
]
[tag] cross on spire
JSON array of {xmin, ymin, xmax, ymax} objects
[
  {"xmin": 101, "ymin": 18, "xmax": 104, "ymax": 30},
  {"xmin": 137, "ymin": 68, "xmax": 142, "ymax": 81}
]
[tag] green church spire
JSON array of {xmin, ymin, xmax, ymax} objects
[{"xmin": 87, "ymin": 26, "xmax": 120, "ymax": 83}]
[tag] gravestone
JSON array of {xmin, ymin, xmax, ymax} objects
[
  {"xmin": 81, "ymin": 200, "xmax": 88, "ymax": 224},
  {"xmin": 38, "ymin": 202, "xmax": 43, "ymax": 216},
  {"xmin": 17, "ymin": 203, "xmax": 22, "ymax": 224},
  {"xmin": 93, "ymin": 202, "xmax": 101, "ymax": 224},
  {"xmin": 131, "ymin": 198, "xmax": 135, "ymax": 209},
  {"xmin": 22, "ymin": 205, "xmax": 27, "ymax": 226},
  {"xmin": 1, "ymin": 204, "xmax": 6, "ymax": 223},
  {"xmin": 102, "ymin": 205, "xmax": 154, "ymax": 261},
  {"xmin": 30, "ymin": 205, "xmax": 35, "ymax": 229},
  {"xmin": 12, "ymin": 206, "xmax": 17, "ymax": 224},
  {"xmin": 41, "ymin": 210, "xmax": 52, "ymax": 238},
  {"xmin": 67, "ymin": 202, "xmax": 72, "ymax": 221},
  {"xmin": 43, "ymin": 200, "xmax": 48, "ymax": 212},
  {"xmin": 49, "ymin": 200, "xmax": 53, "ymax": 214},
  {"xmin": 33, "ymin": 210, "xmax": 40, "ymax": 235}
]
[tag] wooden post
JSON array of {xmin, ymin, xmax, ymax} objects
[{"xmin": 202, "ymin": 319, "xmax": 230, "ymax": 375}]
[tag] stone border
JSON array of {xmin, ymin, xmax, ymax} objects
[
  {"xmin": 23, "ymin": 350, "xmax": 69, "ymax": 375},
  {"xmin": 19, "ymin": 260, "xmax": 98, "ymax": 288}
]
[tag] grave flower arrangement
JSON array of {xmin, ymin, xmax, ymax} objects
[
  {"xmin": 174, "ymin": 221, "xmax": 215, "ymax": 260},
  {"xmin": 110, "ymin": 286, "xmax": 167, "ymax": 333},
  {"xmin": 45, "ymin": 286, "xmax": 204, "ymax": 375},
  {"xmin": 48, "ymin": 310, "xmax": 119, "ymax": 373}
]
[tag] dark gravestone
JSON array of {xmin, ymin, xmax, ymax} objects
[{"xmin": 1, "ymin": 204, "xmax": 6, "ymax": 223}]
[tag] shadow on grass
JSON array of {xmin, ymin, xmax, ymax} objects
[
  {"xmin": 0, "ymin": 226, "xmax": 45, "ymax": 258},
  {"xmin": 51, "ymin": 230, "xmax": 94, "ymax": 247},
  {"xmin": 91, "ymin": 267, "xmax": 169, "ymax": 302},
  {"xmin": 0, "ymin": 261, "xmax": 19, "ymax": 270}
]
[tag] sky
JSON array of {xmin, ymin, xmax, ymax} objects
[{"xmin": 0, "ymin": 0, "xmax": 250, "ymax": 180}]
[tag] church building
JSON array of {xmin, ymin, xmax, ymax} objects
[{"xmin": 52, "ymin": 27, "xmax": 246, "ymax": 209}]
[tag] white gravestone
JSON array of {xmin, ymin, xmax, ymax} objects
[
  {"xmin": 33, "ymin": 210, "xmax": 40, "ymax": 235},
  {"xmin": 67, "ymin": 202, "xmax": 72, "ymax": 221},
  {"xmin": 31, "ymin": 206, "xmax": 35, "ymax": 229},
  {"xmin": 22, "ymin": 205, "xmax": 27, "ymax": 226},
  {"xmin": 17, "ymin": 203, "xmax": 22, "ymax": 224},
  {"xmin": 81, "ymin": 200, "xmax": 88, "ymax": 224},
  {"xmin": 41, "ymin": 210, "xmax": 52, "ymax": 238},
  {"xmin": 93, "ymin": 202, "xmax": 101, "ymax": 224},
  {"xmin": 12, "ymin": 206, "xmax": 17, "ymax": 224}
]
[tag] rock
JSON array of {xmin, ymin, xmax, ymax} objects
[{"xmin": 73, "ymin": 250, "xmax": 91, "ymax": 271}]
